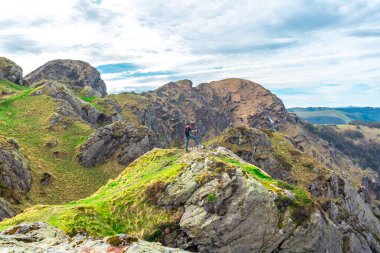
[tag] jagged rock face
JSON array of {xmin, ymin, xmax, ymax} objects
[
  {"xmin": 25, "ymin": 59, "xmax": 107, "ymax": 97},
  {"xmin": 0, "ymin": 222, "xmax": 189, "ymax": 253},
  {"xmin": 0, "ymin": 137, "xmax": 31, "ymax": 220},
  {"xmin": 0, "ymin": 57, "xmax": 23, "ymax": 85},
  {"xmin": 140, "ymin": 78, "xmax": 287, "ymax": 145},
  {"xmin": 309, "ymin": 172, "xmax": 380, "ymax": 252},
  {"xmin": 78, "ymin": 121, "xmax": 161, "ymax": 167}
]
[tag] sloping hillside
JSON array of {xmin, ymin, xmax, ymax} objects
[{"xmin": 288, "ymin": 107, "xmax": 380, "ymax": 124}]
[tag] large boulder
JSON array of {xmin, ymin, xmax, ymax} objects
[
  {"xmin": 25, "ymin": 59, "xmax": 107, "ymax": 97},
  {"xmin": 78, "ymin": 121, "xmax": 160, "ymax": 167},
  {"xmin": 0, "ymin": 57, "xmax": 23, "ymax": 85}
]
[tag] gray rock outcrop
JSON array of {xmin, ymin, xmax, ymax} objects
[
  {"xmin": 0, "ymin": 57, "xmax": 24, "ymax": 85},
  {"xmin": 157, "ymin": 147, "xmax": 342, "ymax": 253},
  {"xmin": 25, "ymin": 59, "xmax": 107, "ymax": 96},
  {"xmin": 78, "ymin": 121, "xmax": 160, "ymax": 167}
]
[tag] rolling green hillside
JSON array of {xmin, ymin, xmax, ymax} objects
[
  {"xmin": 0, "ymin": 80, "xmax": 125, "ymax": 206},
  {"xmin": 288, "ymin": 107, "xmax": 380, "ymax": 124}
]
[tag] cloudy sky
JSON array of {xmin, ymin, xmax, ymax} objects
[{"xmin": 1, "ymin": 0, "xmax": 380, "ymax": 107}]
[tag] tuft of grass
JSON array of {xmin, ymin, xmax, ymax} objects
[
  {"xmin": 207, "ymin": 193, "xmax": 216, "ymax": 202},
  {"xmin": 222, "ymin": 158, "xmax": 272, "ymax": 181},
  {"xmin": 78, "ymin": 95, "xmax": 103, "ymax": 111}
]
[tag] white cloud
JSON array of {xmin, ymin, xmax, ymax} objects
[{"xmin": 0, "ymin": 0, "xmax": 379, "ymax": 107}]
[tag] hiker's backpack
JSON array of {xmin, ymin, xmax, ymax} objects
[{"xmin": 185, "ymin": 126, "xmax": 191, "ymax": 135}]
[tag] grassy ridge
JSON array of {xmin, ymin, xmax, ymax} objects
[
  {"xmin": 0, "ymin": 149, "xmax": 185, "ymax": 239},
  {"xmin": 0, "ymin": 147, "xmax": 314, "ymax": 238}
]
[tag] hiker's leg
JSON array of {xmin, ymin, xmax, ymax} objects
[
  {"xmin": 190, "ymin": 135, "xmax": 199, "ymax": 147},
  {"xmin": 195, "ymin": 136, "xmax": 200, "ymax": 146},
  {"xmin": 185, "ymin": 136, "xmax": 190, "ymax": 152}
]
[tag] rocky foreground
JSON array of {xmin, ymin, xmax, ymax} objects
[
  {"xmin": 0, "ymin": 222, "xmax": 188, "ymax": 252},
  {"xmin": 2, "ymin": 146, "xmax": 379, "ymax": 252}
]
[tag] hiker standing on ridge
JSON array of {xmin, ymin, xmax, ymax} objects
[{"xmin": 184, "ymin": 122, "xmax": 200, "ymax": 152}]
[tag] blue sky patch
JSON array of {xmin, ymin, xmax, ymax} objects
[{"xmin": 97, "ymin": 63, "xmax": 140, "ymax": 74}]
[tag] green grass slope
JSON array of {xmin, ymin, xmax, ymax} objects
[
  {"xmin": 0, "ymin": 78, "xmax": 28, "ymax": 97},
  {"xmin": 0, "ymin": 148, "xmax": 313, "ymax": 239},
  {"xmin": 0, "ymin": 81, "xmax": 125, "ymax": 206},
  {"xmin": 0, "ymin": 149, "xmax": 186, "ymax": 238}
]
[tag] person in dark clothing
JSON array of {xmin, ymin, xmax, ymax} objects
[{"xmin": 184, "ymin": 122, "xmax": 200, "ymax": 152}]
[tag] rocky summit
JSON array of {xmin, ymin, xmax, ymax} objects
[
  {"xmin": 25, "ymin": 59, "xmax": 107, "ymax": 97},
  {"xmin": 113, "ymin": 78, "xmax": 288, "ymax": 146},
  {"xmin": 0, "ymin": 56, "xmax": 380, "ymax": 253}
]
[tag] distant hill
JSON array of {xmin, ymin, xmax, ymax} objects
[{"xmin": 288, "ymin": 107, "xmax": 380, "ymax": 124}]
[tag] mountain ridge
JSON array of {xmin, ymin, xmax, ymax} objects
[{"xmin": 0, "ymin": 57, "xmax": 379, "ymax": 252}]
